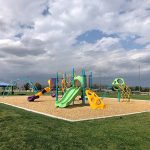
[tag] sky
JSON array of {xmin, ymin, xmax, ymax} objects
[{"xmin": 0, "ymin": 0, "xmax": 150, "ymax": 86}]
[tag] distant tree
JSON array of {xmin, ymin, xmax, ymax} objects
[
  {"xmin": 134, "ymin": 86, "xmax": 138, "ymax": 91},
  {"xmin": 134, "ymin": 86, "xmax": 142, "ymax": 91},
  {"xmin": 93, "ymin": 84, "xmax": 99, "ymax": 89},
  {"xmin": 140, "ymin": 86, "xmax": 143, "ymax": 91},
  {"xmin": 130, "ymin": 86, "xmax": 136, "ymax": 91},
  {"xmin": 24, "ymin": 83, "xmax": 30, "ymax": 91},
  {"xmin": 142, "ymin": 87, "xmax": 149, "ymax": 92},
  {"xmin": 34, "ymin": 82, "xmax": 42, "ymax": 90}
]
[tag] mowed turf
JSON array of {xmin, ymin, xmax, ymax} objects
[
  {"xmin": 97, "ymin": 92, "xmax": 150, "ymax": 100},
  {"xmin": 0, "ymin": 104, "xmax": 150, "ymax": 150}
]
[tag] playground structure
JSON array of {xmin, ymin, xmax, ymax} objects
[
  {"xmin": 28, "ymin": 68, "xmax": 105, "ymax": 109},
  {"xmin": 112, "ymin": 78, "xmax": 131, "ymax": 102},
  {"xmin": 55, "ymin": 69, "xmax": 105, "ymax": 109},
  {"xmin": 2, "ymin": 78, "xmax": 38, "ymax": 97}
]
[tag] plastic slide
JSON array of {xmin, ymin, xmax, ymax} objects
[
  {"xmin": 86, "ymin": 89, "xmax": 105, "ymax": 109},
  {"xmin": 56, "ymin": 87, "xmax": 81, "ymax": 108},
  {"xmin": 28, "ymin": 87, "xmax": 51, "ymax": 102}
]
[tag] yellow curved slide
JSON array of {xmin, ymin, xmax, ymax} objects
[
  {"xmin": 36, "ymin": 80, "xmax": 51, "ymax": 97},
  {"xmin": 86, "ymin": 90, "xmax": 105, "ymax": 109},
  {"xmin": 35, "ymin": 87, "xmax": 51, "ymax": 97},
  {"xmin": 28, "ymin": 80, "xmax": 51, "ymax": 102}
]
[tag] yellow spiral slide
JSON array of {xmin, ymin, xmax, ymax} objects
[{"xmin": 86, "ymin": 90, "xmax": 105, "ymax": 109}]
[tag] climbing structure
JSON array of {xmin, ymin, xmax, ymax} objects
[
  {"xmin": 56, "ymin": 69, "xmax": 105, "ymax": 109},
  {"xmin": 86, "ymin": 89, "xmax": 105, "ymax": 109},
  {"xmin": 112, "ymin": 78, "xmax": 131, "ymax": 102}
]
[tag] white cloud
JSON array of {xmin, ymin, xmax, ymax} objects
[
  {"xmin": 0, "ymin": 39, "xmax": 21, "ymax": 47},
  {"xmin": 0, "ymin": 0, "xmax": 149, "ymax": 85}
]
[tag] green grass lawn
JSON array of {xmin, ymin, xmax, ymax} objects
[
  {"xmin": 97, "ymin": 92, "xmax": 150, "ymax": 100},
  {"xmin": 131, "ymin": 94, "xmax": 150, "ymax": 100},
  {"xmin": 0, "ymin": 104, "xmax": 150, "ymax": 150}
]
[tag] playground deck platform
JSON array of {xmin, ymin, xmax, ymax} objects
[{"xmin": 0, "ymin": 96, "xmax": 150, "ymax": 122}]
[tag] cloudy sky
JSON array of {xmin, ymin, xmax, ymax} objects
[{"xmin": 0, "ymin": 0, "xmax": 150, "ymax": 86}]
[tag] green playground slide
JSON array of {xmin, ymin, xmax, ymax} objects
[{"xmin": 56, "ymin": 87, "xmax": 81, "ymax": 108}]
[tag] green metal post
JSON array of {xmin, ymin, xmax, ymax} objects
[
  {"xmin": 118, "ymin": 90, "xmax": 121, "ymax": 102},
  {"xmin": 64, "ymin": 72, "xmax": 67, "ymax": 93},
  {"xmin": 82, "ymin": 69, "xmax": 85, "ymax": 104},
  {"xmin": 90, "ymin": 71, "xmax": 92, "ymax": 89},
  {"xmin": 56, "ymin": 72, "xmax": 58, "ymax": 101},
  {"xmin": 72, "ymin": 68, "xmax": 75, "ymax": 87}
]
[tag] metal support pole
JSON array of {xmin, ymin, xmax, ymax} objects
[
  {"xmin": 90, "ymin": 71, "xmax": 92, "ymax": 89},
  {"xmin": 72, "ymin": 68, "xmax": 75, "ymax": 105},
  {"xmin": 72, "ymin": 68, "xmax": 75, "ymax": 87},
  {"xmin": 118, "ymin": 90, "xmax": 121, "ymax": 102},
  {"xmin": 139, "ymin": 65, "xmax": 141, "ymax": 93},
  {"xmin": 65, "ymin": 72, "xmax": 67, "ymax": 93},
  {"xmin": 82, "ymin": 69, "xmax": 85, "ymax": 104}
]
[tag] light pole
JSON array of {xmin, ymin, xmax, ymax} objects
[
  {"xmin": 99, "ymin": 76, "xmax": 101, "ymax": 92},
  {"xmin": 139, "ymin": 64, "xmax": 141, "ymax": 93}
]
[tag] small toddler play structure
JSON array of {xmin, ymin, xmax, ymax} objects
[
  {"xmin": 28, "ymin": 68, "xmax": 105, "ymax": 109},
  {"xmin": 112, "ymin": 78, "xmax": 131, "ymax": 102}
]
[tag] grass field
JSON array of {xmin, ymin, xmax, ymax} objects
[
  {"xmin": 97, "ymin": 92, "xmax": 150, "ymax": 100},
  {"xmin": 0, "ymin": 103, "xmax": 150, "ymax": 150}
]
